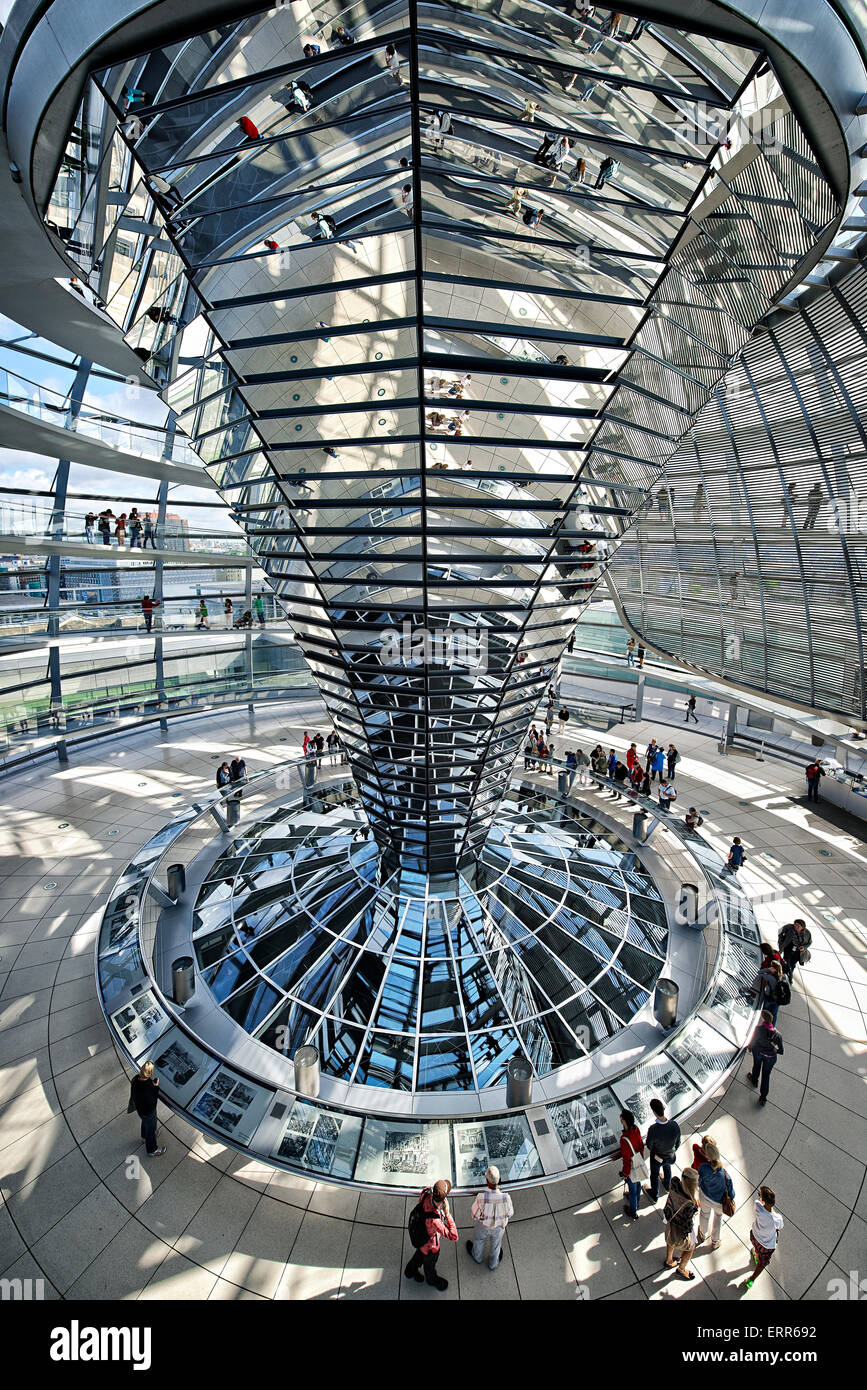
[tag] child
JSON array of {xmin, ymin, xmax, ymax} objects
[{"xmin": 747, "ymin": 1185, "xmax": 783, "ymax": 1288}]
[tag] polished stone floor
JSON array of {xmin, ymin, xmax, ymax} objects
[{"xmin": 0, "ymin": 701, "xmax": 865, "ymax": 1300}]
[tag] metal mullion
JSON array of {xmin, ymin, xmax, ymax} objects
[
  {"xmin": 424, "ymin": 270, "xmax": 645, "ymax": 308},
  {"xmin": 209, "ymin": 270, "xmax": 413, "ymax": 314}
]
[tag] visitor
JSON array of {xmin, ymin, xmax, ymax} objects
[
  {"xmin": 224, "ymin": 597, "xmax": 233, "ymax": 628},
  {"xmin": 753, "ymin": 959, "xmax": 786, "ymax": 1026},
  {"xmin": 303, "ymin": 42, "xmax": 321, "ymax": 59},
  {"xmin": 143, "ymin": 513, "xmax": 156, "ymax": 548},
  {"xmin": 524, "ymin": 734, "xmax": 537, "ymax": 770},
  {"xmin": 84, "ymin": 511, "xmax": 96, "ymax": 543},
  {"xmin": 254, "ymin": 593, "xmax": 265, "ymax": 626},
  {"xmin": 128, "ymin": 511, "xmax": 142, "ymax": 548},
  {"xmin": 557, "ymin": 704, "xmax": 570, "ymax": 736},
  {"xmin": 805, "ymin": 758, "xmax": 824, "ymax": 803},
  {"xmin": 140, "ymin": 594, "xmax": 160, "ymax": 633},
  {"xmin": 747, "ymin": 1009, "xmax": 784, "ymax": 1105},
  {"xmin": 803, "ymin": 483, "xmax": 823, "ymax": 530},
  {"xmin": 650, "ymin": 744, "xmax": 665, "ymax": 782},
  {"xmin": 216, "ymin": 761, "xmax": 231, "ymax": 793},
  {"xmin": 594, "ymin": 155, "xmax": 619, "ymax": 189},
  {"xmin": 666, "ymin": 743, "xmax": 679, "ymax": 779},
  {"xmin": 637, "ymin": 642, "xmax": 645, "ymax": 668},
  {"xmin": 332, "ymin": 23, "xmax": 354, "ymax": 44},
  {"xmin": 229, "ymin": 754, "xmax": 248, "ymax": 800},
  {"xmin": 613, "ymin": 759, "xmax": 629, "ymax": 798},
  {"xmin": 626, "ymin": 743, "xmax": 638, "ymax": 774},
  {"xmin": 657, "ymin": 779, "xmax": 676, "ymax": 814},
  {"xmin": 696, "ymin": 1138, "xmax": 735, "ymax": 1250},
  {"xmin": 520, "ymin": 99, "xmax": 540, "ymax": 123},
  {"xmin": 747, "ymin": 1186, "xmax": 783, "ymax": 1289},
  {"xmin": 618, "ymin": 1108, "xmax": 646, "ymax": 1221},
  {"xmin": 197, "ymin": 598, "xmax": 210, "ymax": 629},
  {"xmin": 778, "ymin": 918, "xmax": 811, "ymax": 980},
  {"xmin": 405, "ymin": 1179, "xmax": 457, "ymax": 1289},
  {"xmin": 385, "ymin": 44, "xmax": 403, "ymax": 84},
  {"xmin": 564, "ymin": 749, "xmax": 578, "ymax": 789},
  {"xmin": 467, "ymin": 1165, "xmax": 513, "ymax": 1270},
  {"xmin": 626, "ymin": 637, "xmax": 635, "ymax": 665},
  {"xmin": 684, "ymin": 807, "xmax": 703, "ymax": 834},
  {"xmin": 327, "ymin": 729, "xmax": 340, "ymax": 763},
  {"xmin": 115, "ymin": 513, "xmax": 127, "ymax": 547},
  {"xmin": 685, "ymin": 693, "xmax": 699, "ymax": 723},
  {"xmin": 663, "ymin": 1167, "xmax": 700, "ymax": 1280},
  {"xmin": 129, "ymin": 1061, "xmax": 166, "ymax": 1157},
  {"xmin": 725, "ymin": 836, "xmax": 746, "ymax": 874},
  {"xmin": 644, "ymin": 1097, "xmax": 681, "ymax": 1202}
]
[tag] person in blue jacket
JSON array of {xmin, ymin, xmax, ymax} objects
[{"xmin": 696, "ymin": 1137, "xmax": 735, "ymax": 1249}]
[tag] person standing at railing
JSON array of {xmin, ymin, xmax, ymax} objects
[
  {"xmin": 115, "ymin": 513, "xmax": 127, "ymax": 548},
  {"xmin": 84, "ymin": 512, "xmax": 96, "ymax": 543},
  {"xmin": 129, "ymin": 510, "xmax": 142, "ymax": 548},
  {"xmin": 254, "ymin": 594, "xmax": 265, "ymax": 627},
  {"xmin": 197, "ymin": 599, "xmax": 210, "ymax": 630},
  {"xmin": 98, "ymin": 510, "xmax": 112, "ymax": 545},
  {"xmin": 142, "ymin": 513, "xmax": 156, "ymax": 549},
  {"xmin": 224, "ymin": 597, "xmax": 234, "ymax": 628}
]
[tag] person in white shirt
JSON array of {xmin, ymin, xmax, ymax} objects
[
  {"xmin": 658, "ymin": 780, "xmax": 677, "ymax": 814},
  {"xmin": 466, "ymin": 1165, "xmax": 513, "ymax": 1270},
  {"xmin": 747, "ymin": 1185, "xmax": 783, "ymax": 1287}
]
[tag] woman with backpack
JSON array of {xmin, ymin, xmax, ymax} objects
[
  {"xmin": 696, "ymin": 1138, "xmax": 735, "ymax": 1250},
  {"xmin": 663, "ymin": 1167, "xmax": 700, "ymax": 1279},
  {"xmin": 404, "ymin": 1179, "xmax": 457, "ymax": 1290},
  {"xmin": 753, "ymin": 959, "xmax": 788, "ymax": 1025},
  {"xmin": 617, "ymin": 1109, "xmax": 647, "ymax": 1222}
]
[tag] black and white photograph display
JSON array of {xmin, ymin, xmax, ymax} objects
[
  {"xmin": 109, "ymin": 988, "xmax": 171, "ymax": 1058},
  {"xmin": 191, "ymin": 1066, "xmax": 271, "ymax": 1144},
  {"xmin": 549, "ymin": 1088, "xmax": 622, "ymax": 1166}
]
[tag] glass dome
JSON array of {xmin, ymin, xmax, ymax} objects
[{"xmin": 192, "ymin": 790, "xmax": 668, "ymax": 1094}]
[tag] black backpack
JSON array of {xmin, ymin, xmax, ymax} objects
[
  {"xmin": 663, "ymin": 1186, "xmax": 696, "ymax": 1243},
  {"xmin": 777, "ymin": 975, "xmax": 792, "ymax": 1007},
  {"xmin": 408, "ymin": 1192, "xmax": 432, "ymax": 1249}
]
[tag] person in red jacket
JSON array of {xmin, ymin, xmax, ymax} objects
[
  {"xmin": 237, "ymin": 116, "xmax": 260, "ymax": 140},
  {"xmin": 404, "ymin": 1179, "xmax": 458, "ymax": 1290},
  {"xmin": 617, "ymin": 1109, "xmax": 645, "ymax": 1221}
]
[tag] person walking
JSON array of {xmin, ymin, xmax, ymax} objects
[
  {"xmin": 803, "ymin": 483, "xmax": 823, "ymax": 530},
  {"xmin": 753, "ymin": 958, "xmax": 788, "ymax": 1026},
  {"xmin": 747, "ymin": 1009, "xmax": 784, "ymax": 1104},
  {"xmin": 618, "ymin": 1108, "xmax": 647, "ymax": 1221},
  {"xmin": 129, "ymin": 1060, "xmax": 166, "ymax": 1157},
  {"xmin": 466, "ymin": 1165, "xmax": 513, "ymax": 1270},
  {"xmin": 197, "ymin": 598, "xmax": 210, "ymax": 629},
  {"xmin": 805, "ymin": 758, "xmax": 824, "ymax": 803},
  {"xmin": 692, "ymin": 483, "xmax": 706, "ymax": 521},
  {"xmin": 557, "ymin": 704, "xmax": 569, "ymax": 735},
  {"xmin": 405, "ymin": 1179, "xmax": 457, "ymax": 1289},
  {"xmin": 216, "ymin": 760, "xmax": 231, "ymax": 793},
  {"xmin": 666, "ymin": 742, "xmax": 679, "ymax": 780},
  {"xmin": 327, "ymin": 729, "xmax": 341, "ymax": 763},
  {"xmin": 780, "ymin": 481, "xmax": 797, "ymax": 527},
  {"xmin": 725, "ymin": 836, "xmax": 746, "ymax": 874},
  {"xmin": 657, "ymin": 778, "xmax": 676, "ymax": 815},
  {"xmin": 507, "ymin": 185, "xmax": 527, "ymax": 216},
  {"xmin": 747, "ymin": 1186, "xmax": 783, "ymax": 1289},
  {"xmin": 696, "ymin": 1138, "xmax": 735, "ymax": 1250},
  {"xmin": 254, "ymin": 593, "xmax": 265, "ymax": 626},
  {"xmin": 520, "ymin": 99, "xmax": 540, "ymax": 123},
  {"xmin": 594, "ymin": 155, "xmax": 619, "ymax": 189},
  {"xmin": 662, "ymin": 1167, "xmax": 700, "ymax": 1280},
  {"xmin": 224, "ymin": 596, "xmax": 233, "ymax": 628},
  {"xmin": 685, "ymin": 693, "xmax": 699, "ymax": 723},
  {"xmin": 524, "ymin": 733, "xmax": 537, "ymax": 770},
  {"xmin": 644, "ymin": 1098, "xmax": 681, "ymax": 1202},
  {"xmin": 385, "ymin": 44, "xmax": 403, "ymax": 85},
  {"xmin": 777, "ymin": 918, "xmax": 811, "ymax": 981},
  {"xmin": 140, "ymin": 594, "xmax": 160, "ymax": 633}
]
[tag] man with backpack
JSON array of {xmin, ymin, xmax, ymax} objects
[
  {"xmin": 405, "ymin": 1179, "xmax": 458, "ymax": 1289},
  {"xmin": 778, "ymin": 919, "xmax": 812, "ymax": 981}
]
